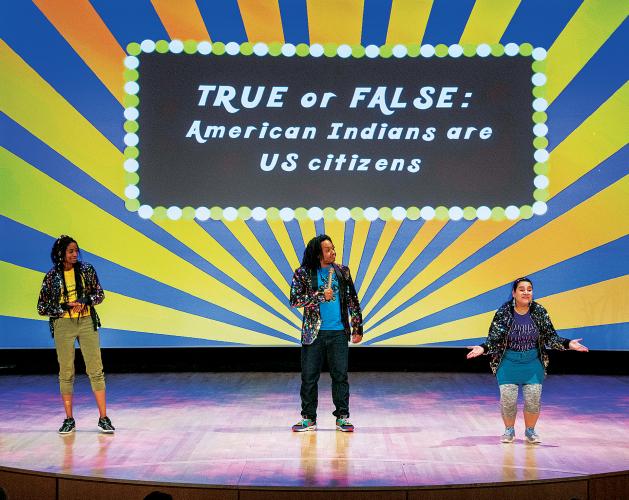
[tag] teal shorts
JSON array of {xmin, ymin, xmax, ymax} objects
[{"xmin": 497, "ymin": 348, "xmax": 544, "ymax": 385}]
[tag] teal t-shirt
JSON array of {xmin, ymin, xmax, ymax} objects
[{"xmin": 317, "ymin": 266, "xmax": 344, "ymax": 330}]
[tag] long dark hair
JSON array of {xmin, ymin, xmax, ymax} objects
[
  {"xmin": 301, "ymin": 234, "xmax": 331, "ymax": 270},
  {"xmin": 50, "ymin": 235, "xmax": 84, "ymax": 308}
]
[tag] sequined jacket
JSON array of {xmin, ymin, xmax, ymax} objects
[
  {"xmin": 37, "ymin": 262, "xmax": 104, "ymax": 336},
  {"xmin": 290, "ymin": 264, "xmax": 363, "ymax": 345},
  {"xmin": 480, "ymin": 300, "xmax": 570, "ymax": 375}
]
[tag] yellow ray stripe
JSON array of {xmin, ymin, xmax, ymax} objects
[
  {"xmin": 362, "ymin": 220, "xmax": 446, "ymax": 317},
  {"xmin": 368, "ymin": 176, "xmax": 629, "ymax": 339},
  {"xmin": 459, "ymin": 0, "xmax": 521, "ymax": 45},
  {"xmin": 369, "ymin": 79, "xmax": 629, "ymax": 327},
  {"xmin": 386, "ymin": 0, "xmax": 433, "ymax": 45},
  {"xmin": 0, "ymin": 40, "xmax": 121, "ymax": 194},
  {"xmin": 550, "ymin": 82, "xmax": 629, "ymax": 197},
  {"xmin": 348, "ymin": 220, "xmax": 371, "ymax": 283},
  {"xmin": 222, "ymin": 220, "xmax": 293, "ymax": 300},
  {"xmin": 0, "ymin": 41, "xmax": 297, "ymax": 322},
  {"xmin": 540, "ymin": 276, "xmax": 629, "ymax": 330},
  {"xmin": 2, "ymin": 261, "xmax": 292, "ymax": 345},
  {"xmin": 151, "ymin": 0, "xmax": 212, "ymax": 41},
  {"xmin": 0, "ymin": 148, "xmax": 299, "ymax": 338},
  {"xmin": 268, "ymin": 220, "xmax": 301, "ymax": 272},
  {"xmin": 545, "ymin": 0, "xmax": 628, "ymax": 104},
  {"xmin": 238, "ymin": 0, "xmax": 284, "ymax": 43},
  {"xmin": 298, "ymin": 218, "xmax": 317, "ymax": 247},
  {"xmin": 365, "ymin": 221, "xmax": 515, "ymax": 324},
  {"xmin": 357, "ymin": 221, "xmax": 402, "ymax": 298},
  {"xmin": 306, "ymin": 0, "xmax": 364, "ymax": 44},
  {"xmin": 374, "ymin": 275, "xmax": 629, "ymax": 346},
  {"xmin": 374, "ymin": 310, "xmax": 493, "ymax": 346},
  {"xmin": 156, "ymin": 219, "xmax": 299, "ymax": 327},
  {"xmin": 32, "ymin": 0, "xmax": 125, "ymax": 104},
  {"xmin": 324, "ymin": 220, "xmax": 345, "ymax": 264}
]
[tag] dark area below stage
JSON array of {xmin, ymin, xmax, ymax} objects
[{"xmin": 0, "ymin": 347, "xmax": 626, "ymax": 375}]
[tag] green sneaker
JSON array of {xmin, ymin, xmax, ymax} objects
[
  {"xmin": 58, "ymin": 417, "xmax": 76, "ymax": 434},
  {"xmin": 292, "ymin": 418, "xmax": 316, "ymax": 432},
  {"xmin": 98, "ymin": 416, "xmax": 115, "ymax": 434},
  {"xmin": 336, "ymin": 416, "xmax": 354, "ymax": 432}
]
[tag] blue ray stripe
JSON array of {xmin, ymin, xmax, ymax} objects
[
  {"xmin": 360, "ymin": 219, "xmax": 424, "ymax": 306},
  {"xmin": 0, "ymin": 316, "xmax": 244, "ymax": 349},
  {"xmin": 547, "ymin": 21, "xmax": 629, "ymax": 149},
  {"xmin": 244, "ymin": 220, "xmax": 296, "ymax": 289},
  {"xmin": 2, "ymin": 3, "xmax": 123, "ymax": 149},
  {"xmin": 361, "ymin": 0, "xmax": 393, "ymax": 46},
  {"xmin": 285, "ymin": 220, "xmax": 306, "ymax": 268},
  {"xmin": 422, "ymin": 0, "xmax": 475, "ymax": 45},
  {"xmin": 314, "ymin": 218, "xmax": 325, "ymax": 235},
  {"xmin": 501, "ymin": 0, "xmax": 582, "ymax": 48},
  {"xmin": 364, "ymin": 220, "xmax": 472, "ymax": 323},
  {"xmin": 549, "ymin": 324, "xmax": 629, "ymax": 351},
  {"xmin": 278, "ymin": 0, "xmax": 310, "ymax": 45},
  {"xmin": 354, "ymin": 219, "xmax": 384, "ymax": 291},
  {"xmin": 197, "ymin": 220, "xmax": 299, "ymax": 318},
  {"xmin": 0, "ymin": 114, "xmax": 296, "ymax": 328},
  {"xmin": 366, "ymin": 145, "xmax": 628, "ymax": 330},
  {"xmin": 0, "ymin": 218, "xmax": 297, "ymax": 342},
  {"xmin": 89, "ymin": 0, "xmax": 169, "ymax": 47},
  {"xmin": 342, "ymin": 219, "xmax": 355, "ymax": 267},
  {"xmin": 197, "ymin": 0, "xmax": 247, "ymax": 43},
  {"xmin": 412, "ymin": 323, "xmax": 629, "ymax": 351},
  {"xmin": 363, "ymin": 234, "xmax": 629, "ymax": 345}
]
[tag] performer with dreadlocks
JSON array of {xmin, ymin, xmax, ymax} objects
[
  {"xmin": 290, "ymin": 234, "xmax": 363, "ymax": 432},
  {"xmin": 37, "ymin": 235, "xmax": 115, "ymax": 434}
]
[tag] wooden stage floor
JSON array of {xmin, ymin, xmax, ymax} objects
[{"xmin": 0, "ymin": 372, "xmax": 627, "ymax": 489}]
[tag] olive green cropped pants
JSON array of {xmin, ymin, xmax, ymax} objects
[{"xmin": 54, "ymin": 316, "xmax": 105, "ymax": 394}]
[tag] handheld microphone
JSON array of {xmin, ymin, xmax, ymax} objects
[{"xmin": 327, "ymin": 266, "xmax": 334, "ymax": 289}]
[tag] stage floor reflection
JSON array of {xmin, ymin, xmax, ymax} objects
[{"xmin": 0, "ymin": 372, "xmax": 627, "ymax": 487}]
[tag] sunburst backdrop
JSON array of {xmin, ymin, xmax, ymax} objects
[{"xmin": 1, "ymin": 0, "xmax": 627, "ymax": 349}]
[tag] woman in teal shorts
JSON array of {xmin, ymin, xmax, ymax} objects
[{"xmin": 467, "ymin": 277, "xmax": 588, "ymax": 443}]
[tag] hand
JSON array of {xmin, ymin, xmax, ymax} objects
[
  {"xmin": 323, "ymin": 288, "xmax": 333, "ymax": 301},
  {"xmin": 68, "ymin": 302, "xmax": 85, "ymax": 315},
  {"xmin": 466, "ymin": 345, "xmax": 484, "ymax": 359},
  {"xmin": 351, "ymin": 333, "xmax": 363, "ymax": 344},
  {"xmin": 568, "ymin": 338, "xmax": 589, "ymax": 352}
]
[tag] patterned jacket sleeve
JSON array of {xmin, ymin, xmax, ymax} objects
[
  {"xmin": 79, "ymin": 263, "xmax": 105, "ymax": 306},
  {"xmin": 289, "ymin": 267, "xmax": 325, "ymax": 308},
  {"xmin": 537, "ymin": 304, "xmax": 570, "ymax": 350},
  {"xmin": 481, "ymin": 306, "xmax": 507, "ymax": 355},
  {"xmin": 37, "ymin": 270, "xmax": 64, "ymax": 318},
  {"xmin": 345, "ymin": 267, "xmax": 363, "ymax": 336}
]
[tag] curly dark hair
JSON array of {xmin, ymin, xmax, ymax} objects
[
  {"xmin": 301, "ymin": 234, "xmax": 331, "ymax": 270},
  {"xmin": 50, "ymin": 235, "xmax": 84, "ymax": 310}
]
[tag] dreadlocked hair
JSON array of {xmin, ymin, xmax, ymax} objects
[
  {"xmin": 50, "ymin": 235, "xmax": 85, "ymax": 316},
  {"xmin": 301, "ymin": 234, "xmax": 331, "ymax": 270}
]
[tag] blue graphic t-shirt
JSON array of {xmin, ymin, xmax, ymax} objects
[
  {"xmin": 507, "ymin": 311, "xmax": 539, "ymax": 351},
  {"xmin": 317, "ymin": 266, "xmax": 343, "ymax": 330}
]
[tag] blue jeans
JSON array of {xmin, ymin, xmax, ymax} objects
[{"xmin": 300, "ymin": 329, "xmax": 349, "ymax": 421}]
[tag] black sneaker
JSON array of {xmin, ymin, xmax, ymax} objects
[
  {"xmin": 58, "ymin": 417, "xmax": 76, "ymax": 434},
  {"xmin": 98, "ymin": 416, "xmax": 115, "ymax": 433}
]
